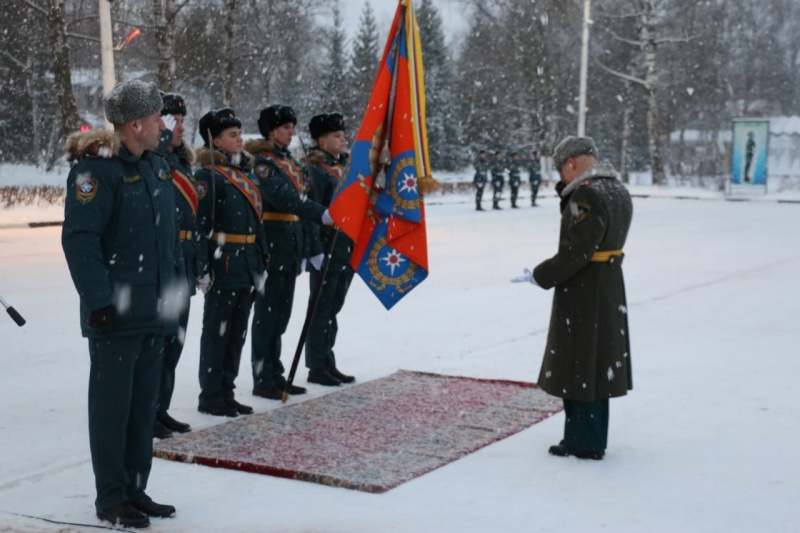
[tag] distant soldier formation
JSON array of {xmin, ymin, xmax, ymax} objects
[{"xmin": 473, "ymin": 148, "xmax": 544, "ymax": 211}]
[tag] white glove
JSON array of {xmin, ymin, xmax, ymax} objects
[
  {"xmin": 300, "ymin": 258, "xmax": 307, "ymax": 272},
  {"xmin": 197, "ymin": 273, "xmax": 212, "ymax": 293},
  {"xmin": 321, "ymin": 209, "xmax": 334, "ymax": 225},
  {"xmin": 309, "ymin": 253, "xmax": 325, "ymax": 270},
  {"xmin": 510, "ymin": 268, "xmax": 538, "ymax": 286},
  {"xmin": 162, "ymin": 114, "xmax": 176, "ymax": 133}
]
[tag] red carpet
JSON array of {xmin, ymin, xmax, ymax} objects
[{"xmin": 153, "ymin": 370, "xmax": 562, "ymax": 493}]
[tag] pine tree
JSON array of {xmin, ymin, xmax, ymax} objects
[
  {"xmin": 318, "ymin": 5, "xmax": 352, "ymax": 119},
  {"xmin": 348, "ymin": 2, "xmax": 379, "ymax": 132},
  {"xmin": 417, "ymin": 0, "xmax": 463, "ymax": 171}
]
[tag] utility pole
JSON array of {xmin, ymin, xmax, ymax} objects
[
  {"xmin": 99, "ymin": 0, "xmax": 115, "ymax": 130},
  {"xmin": 577, "ymin": 0, "xmax": 591, "ymax": 136}
]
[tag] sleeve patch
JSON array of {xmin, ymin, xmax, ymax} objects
[
  {"xmin": 75, "ymin": 176, "xmax": 98, "ymax": 204},
  {"xmin": 255, "ymin": 164, "xmax": 270, "ymax": 178},
  {"xmin": 569, "ymin": 201, "xmax": 591, "ymax": 223},
  {"xmin": 195, "ymin": 181, "xmax": 208, "ymax": 199}
]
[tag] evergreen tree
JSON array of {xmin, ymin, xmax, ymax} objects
[
  {"xmin": 417, "ymin": 0, "xmax": 463, "ymax": 170},
  {"xmin": 318, "ymin": 4, "xmax": 352, "ymax": 120},
  {"xmin": 348, "ymin": 1, "xmax": 380, "ymax": 133}
]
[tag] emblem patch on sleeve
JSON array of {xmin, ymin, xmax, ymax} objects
[
  {"xmin": 569, "ymin": 201, "xmax": 592, "ymax": 223},
  {"xmin": 75, "ymin": 176, "xmax": 98, "ymax": 204},
  {"xmin": 195, "ymin": 181, "xmax": 208, "ymax": 199},
  {"xmin": 255, "ymin": 164, "xmax": 270, "ymax": 178}
]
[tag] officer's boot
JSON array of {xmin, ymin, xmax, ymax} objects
[
  {"xmin": 476, "ymin": 201, "xmax": 484, "ymax": 211},
  {"xmin": 493, "ymin": 199, "xmax": 500, "ymax": 210}
]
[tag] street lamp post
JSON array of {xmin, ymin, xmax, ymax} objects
[
  {"xmin": 99, "ymin": 0, "xmax": 115, "ymax": 130},
  {"xmin": 577, "ymin": 0, "xmax": 591, "ymax": 136}
]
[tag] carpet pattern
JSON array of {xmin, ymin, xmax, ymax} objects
[{"xmin": 153, "ymin": 370, "xmax": 562, "ymax": 493}]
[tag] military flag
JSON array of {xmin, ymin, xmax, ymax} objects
[{"xmin": 329, "ymin": 0, "xmax": 435, "ymax": 310}]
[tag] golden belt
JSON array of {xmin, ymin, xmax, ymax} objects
[
  {"xmin": 590, "ymin": 249, "xmax": 624, "ymax": 262},
  {"xmin": 211, "ymin": 232, "xmax": 258, "ymax": 244},
  {"xmin": 262, "ymin": 212, "xmax": 300, "ymax": 222}
]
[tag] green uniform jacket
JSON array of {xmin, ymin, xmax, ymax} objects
[
  {"xmin": 473, "ymin": 158, "xmax": 489, "ymax": 187},
  {"xmin": 533, "ymin": 161, "xmax": 633, "ymax": 402},
  {"xmin": 194, "ymin": 148, "xmax": 266, "ymax": 290},
  {"xmin": 307, "ymin": 148, "xmax": 354, "ymax": 271},
  {"xmin": 157, "ymin": 132, "xmax": 203, "ymax": 296},
  {"xmin": 508, "ymin": 160, "xmax": 522, "ymax": 187},
  {"xmin": 244, "ymin": 139, "xmax": 326, "ymax": 275},
  {"xmin": 61, "ymin": 129, "xmax": 181, "ymax": 338},
  {"xmin": 491, "ymin": 160, "xmax": 506, "ymax": 187}
]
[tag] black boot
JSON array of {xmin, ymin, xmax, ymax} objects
[
  {"xmin": 131, "ymin": 494, "xmax": 176, "ymax": 518},
  {"xmin": 226, "ymin": 397, "xmax": 254, "ymax": 415},
  {"xmin": 548, "ymin": 442, "xmax": 604, "ymax": 460},
  {"xmin": 328, "ymin": 367, "xmax": 355, "ymax": 384},
  {"xmin": 97, "ymin": 502, "xmax": 150, "ymax": 529},
  {"xmin": 153, "ymin": 420, "xmax": 173, "ymax": 440},
  {"xmin": 308, "ymin": 368, "xmax": 342, "ymax": 386},
  {"xmin": 493, "ymin": 200, "xmax": 501, "ymax": 210},
  {"xmin": 476, "ymin": 202, "xmax": 484, "ymax": 211},
  {"xmin": 157, "ymin": 412, "xmax": 191, "ymax": 433},
  {"xmin": 198, "ymin": 404, "xmax": 238, "ymax": 417}
]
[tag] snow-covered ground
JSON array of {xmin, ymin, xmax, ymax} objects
[{"xmin": 1, "ymin": 169, "xmax": 799, "ymax": 532}]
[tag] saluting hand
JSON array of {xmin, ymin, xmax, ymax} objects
[{"xmin": 162, "ymin": 114, "xmax": 176, "ymax": 133}]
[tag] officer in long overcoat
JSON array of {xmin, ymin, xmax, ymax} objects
[
  {"xmin": 518, "ymin": 136, "xmax": 633, "ymax": 460},
  {"xmin": 152, "ymin": 92, "xmax": 200, "ymax": 438},
  {"xmin": 244, "ymin": 104, "xmax": 331, "ymax": 400},
  {"xmin": 303, "ymin": 112, "xmax": 356, "ymax": 386},
  {"xmin": 62, "ymin": 80, "xmax": 178, "ymax": 528},
  {"xmin": 194, "ymin": 108, "xmax": 266, "ymax": 418}
]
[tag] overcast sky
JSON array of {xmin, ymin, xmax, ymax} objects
[{"xmin": 336, "ymin": 0, "xmax": 469, "ymax": 42}]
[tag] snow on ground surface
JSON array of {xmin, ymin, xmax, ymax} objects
[{"xmin": 1, "ymin": 170, "xmax": 799, "ymax": 532}]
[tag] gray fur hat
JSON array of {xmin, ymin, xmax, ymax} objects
[
  {"xmin": 552, "ymin": 136, "xmax": 598, "ymax": 171},
  {"xmin": 103, "ymin": 80, "xmax": 163, "ymax": 125}
]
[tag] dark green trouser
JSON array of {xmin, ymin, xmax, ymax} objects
[
  {"xmin": 305, "ymin": 267, "xmax": 354, "ymax": 370},
  {"xmin": 251, "ymin": 270, "xmax": 296, "ymax": 389},
  {"xmin": 198, "ymin": 287, "xmax": 254, "ymax": 408},
  {"xmin": 158, "ymin": 291, "xmax": 191, "ymax": 413},
  {"xmin": 88, "ymin": 334, "xmax": 164, "ymax": 511},
  {"xmin": 563, "ymin": 398, "xmax": 609, "ymax": 452}
]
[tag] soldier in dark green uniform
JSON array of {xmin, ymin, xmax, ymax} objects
[
  {"xmin": 304, "ymin": 113, "xmax": 356, "ymax": 386},
  {"xmin": 507, "ymin": 151, "xmax": 522, "ymax": 208},
  {"xmin": 472, "ymin": 149, "xmax": 489, "ymax": 211},
  {"xmin": 152, "ymin": 92, "xmax": 199, "ymax": 439},
  {"xmin": 62, "ymin": 79, "xmax": 178, "ymax": 528},
  {"xmin": 244, "ymin": 104, "xmax": 332, "ymax": 400},
  {"xmin": 194, "ymin": 108, "xmax": 266, "ymax": 417},
  {"xmin": 514, "ymin": 136, "xmax": 633, "ymax": 461},
  {"xmin": 490, "ymin": 150, "xmax": 506, "ymax": 210},
  {"xmin": 528, "ymin": 149, "xmax": 542, "ymax": 206}
]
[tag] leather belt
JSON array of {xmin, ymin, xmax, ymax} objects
[
  {"xmin": 179, "ymin": 230, "xmax": 193, "ymax": 240},
  {"xmin": 211, "ymin": 232, "xmax": 258, "ymax": 244},
  {"xmin": 262, "ymin": 212, "xmax": 300, "ymax": 222}
]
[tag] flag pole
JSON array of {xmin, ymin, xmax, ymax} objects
[
  {"xmin": 282, "ymin": 229, "xmax": 339, "ymax": 403},
  {"xmin": 577, "ymin": 0, "xmax": 592, "ymax": 136}
]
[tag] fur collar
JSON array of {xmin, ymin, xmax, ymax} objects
[
  {"xmin": 243, "ymin": 138, "xmax": 275, "ymax": 155},
  {"xmin": 194, "ymin": 146, "xmax": 254, "ymax": 170},
  {"xmin": 64, "ymin": 129, "xmax": 121, "ymax": 163},
  {"xmin": 172, "ymin": 142, "xmax": 196, "ymax": 166},
  {"xmin": 561, "ymin": 160, "xmax": 618, "ymax": 197}
]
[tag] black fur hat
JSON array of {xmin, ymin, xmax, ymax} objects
[
  {"xmin": 198, "ymin": 107, "xmax": 241, "ymax": 148},
  {"xmin": 309, "ymin": 113, "xmax": 345, "ymax": 140},
  {"xmin": 258, "ymin": 104, "xmax": 297, "ymax": 137},
  {"xmin": 160, "ymin": 92, "xmax": 186, "ymax": 116}
]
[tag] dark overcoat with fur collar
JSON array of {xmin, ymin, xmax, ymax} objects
[{"xmin": 533, "ymin": 161, "xmax": 634, "ymax": 402}]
